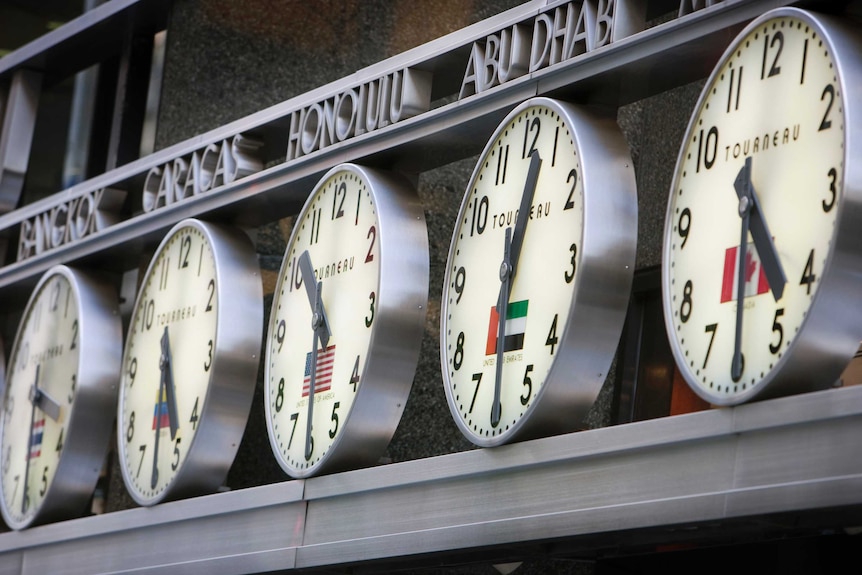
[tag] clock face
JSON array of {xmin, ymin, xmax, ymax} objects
[
  {"xmin": 118, "ymin": 223, "xmax": 220, "ymax": 504},
  {"xmin": 663, "ymin": 10, "xmax": 849, "ymax": 404},
  {"xmin": 266, "ymin": 164, "xmax": 427, "ymax": 478},
  {"xmin": 1, "ymin": 266, "xmax": 120, "ymax": 529},
  {"xmin": 1, "ymin": 273, "xmax": 79, "ymax": 527},
  {"xmin": 441, "ymin": 98, "xmax": 635, "ymax": 446},
  {"xmin": 266, "ymin": 168, "xmax": 380, "ymax": 476}
]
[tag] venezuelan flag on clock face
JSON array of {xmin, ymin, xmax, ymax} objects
[
  {"xmin": 486, "ymin": 300, "xmax": 528, "ymax": 355},
  {"xmin": 152, "ymin": 388, "xmax": 170, "ymax": 430}
]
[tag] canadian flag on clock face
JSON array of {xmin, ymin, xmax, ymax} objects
[{"xmin": 721, "ymin": 242, "xmax": 770, "ymax": 303}]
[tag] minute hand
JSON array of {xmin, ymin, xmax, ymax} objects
[{"xmin": 734, "ymin": 156, "xmax": 786, "ymax": 301}]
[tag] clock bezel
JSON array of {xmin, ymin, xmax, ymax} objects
[
  {"xmin": 264, "ymin": 163, "xmax": 428, "ymax": 479},
  {"xmin": 440, "ymin": 96, "xmax": 638, "ymax": 447},
  {"xmin": 660, "ymin": 7, "xmax": 862, "ymax": 406},
  {"xmin": 0, "ymin": 265, "xmax": 121, "ymax": 529},
  {"xmin": 116, "ymin": 218, "xmax": 262, "ymax": 506}
]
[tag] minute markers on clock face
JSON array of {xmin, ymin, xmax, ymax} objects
[{"xmin": 665, "ymin": 15, "xmax": 844, "ymax": 401}]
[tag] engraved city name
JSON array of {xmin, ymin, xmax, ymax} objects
[{"xmin": 5, "ymin": 0, "xmax": 730, "ymax": 266}]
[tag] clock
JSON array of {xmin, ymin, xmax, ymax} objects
[
  {"xmin": 662, "ymin": 8, "xmax": 862, "ymax": 406},
  {"xmin": 117, "ymin": 219, "xmax": 262, "ymax": 505},
  {"xmin": 0, "ymin": 265, "xmax": 120, "ymax": 529},
  {"xmin": 265, "ymin": 163, "xmax": 427, "ymax": 478},
  {"xmin": 440, "ymin": 97, "xmax": 637, "ymax": 447}
]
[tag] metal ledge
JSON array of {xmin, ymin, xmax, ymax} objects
[{"xmin": 2, "ymin": 385, "xmax": 861, "ymax": 574}]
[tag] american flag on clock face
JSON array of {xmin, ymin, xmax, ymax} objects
[{"xmin": 303, "ymin": 345, "xmax": 336, "ymax": 396}]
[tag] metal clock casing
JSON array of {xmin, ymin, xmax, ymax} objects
[
  {"xmin": 662, "ymin": 8, "xmax": 862, "ymax": 405},
  {"xmin": 0, "ymin": 265, "xmax": 120, "ymax": 529},
  {"xmin": 265, "ymin": 163, "xmax": 428, "ymax": 478},
  {"xmin": 440, "ymin": 97, "xmax": 637, "ymax": 447},
  {"xmin": 117, "ymin": 219, "xmax": 262, "ymax": 506}
]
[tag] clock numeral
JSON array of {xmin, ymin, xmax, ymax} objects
[
  {"xmin": 11, "ymin": 475, "xmax": 19, "ymax": 505},
  {"xmin": 205, "ymin": 279, "xmax": 215, "ymax": 312},
  {"xmin": 275, "ymin": 377, "xmax": 285, "ymax": 413},
  {"xmin": 49, "ymin": 280, "xmax": 61, "ymax": 311},
  {"xmin": 365, "ymin": 225, "xmax": 376, "ymax": 263},
  {"xmin": 55, "ymin": 428, "xmax": 64, "ymax": 453},
  {"xmin": 761, "ymin": 31, "xmax": 783, "ymax": 79},
  {"xmin": 453, "ymin": 332, "xmax": 465, "ymax": 371},
  {"xmin": 203, "ymin": 339, "xmax": 213, "ymax": 371},
  {"xmin": 564, "ymin": 169, "xmax": 577, "ymax": 210},
  {"xmin": 677, "ymin": 207, "xmax": 692, "ymax": 249},
  {"xmin": 136, "ymin": 444, "xmax": 146, "ymax": 478},
  {"xmin": 171, "ymin": 438, "xmax": 182, "ymax": 471},
  {"xmin": 33, "ymin": 301, "xmax": 42, "ymax": 333},
  {"xmin": 696, "ymin": 127, "xmax": 718, "ymax": 172},
  {"xmin": 453, "ymin": 266, "xmax": 466, "ymax": 303},
  {"xmin": 552, "ymin": 125, "xmax": 559, "ymax": 167},
  {"xmin": 159, "ymin": 257, "xmax": 169, "ymax": 291},
  {"xmin": 128, "ymin": 357, "xmax": 138, "ymax": 387},
  {"xmin": 355, "ymin": 186, "xmax": 362, "ymax": 225},
  {"xmin": 495, "ymin": 143, "xmax": 509, "ymax": 185},
  {"xmin": 565, "ymin": 243, "xmax": 577, "ymax": 284},
  {"xmin": 309, "ymin": 208, "xmax": 322, "ymax": 245},
  {"xmin": 680, "ymin": 280, "xmax": 693, "ymax": 323},
  {"xmin": 468, "ymin": 372, "xmax": 482, "ymax": 414},
  {"xmin": 520, "ymin": 364, "xmax": 534, "ymax": 406},
  {"xmin": 522, "ymin": 115, "xmax": 540, "ymax": 159},
  {"xmin": 726, "ymin": 65, "xmax": 743, "ymax": 113},
  {"xmin": 39, "ymin": 466, "xmax": 48, "ymax": 497},
  {"xmin": 68, "ymin": 374, "xmax": 76, "ymax": 404},
  {"xmin": 143, "ymin": 299, "xmax": 155, "ymax": 331},
  {"xmin": 819, "ymin": 84, "xmax": 835, "ymax": 132},
  {"xmin": 198, "ymin": 244, "xmax": 204, "ymax": 276},
  {"xmin": 178, "ymin": 234, "xmax": 192, "ymax": 269},
  {"xmin": 800, "ymin": 38, "xmax": 808, "ymax": 84},
  {"xmin": 189, "ymin": 397, "xmax": 200, "ymax": 430},
  {"xmin": 69, "ymin": 319, "xmax": 78, "ymax": 350},
  {"xmin": 18, "ymin": 342, "xmax": 29, "ymax": 372},
  {"xmin": 470, "ymin": 195, "xmax": 489, "ymax": 236},
  {"xmin": 365, "ymin": 291, "xmax": 376, "ymax": 327},
  {"xmin": 332, "ymin": 181, "xmax": 346, "ymax": 220},
  {"xmin": 769, "ymin": 308, "xmax": 785, "ymax": 355},
  {"xmin": 288, "ymin": 412, "xmax": 299, "ymax": 449},
  {"xmin": 350, "ymin": 355, "xmax": 360, "ymax": 392},
  {"xmin": 304, "ymin": 435, "xmax": 315, "ymax": 461},
  {"xmin": 703, "ymin": 323, "xmax": 717, "ymax": 369},
  {"xmin": 275, "ymin": 319, "xmax": 287, "ymax": 352},
  {"xmin": 328, "ymin": 402, "xmax": 340, "ymax": 439},
  {"xmin": 126, "ymin": 411, "xmax": 135, "ymax": 443},
  {"xmin": 64, "ymin": 286, "xmax": 71, "ymax": 318},
  {"xmin": 546, "ymin": 314, "xmax": 559, "ymax": 355},
  {"xmin": 800, "ymin": 249, "xmax": 817, "ymax": 295},
  {"xmin": 823, "ymin": 167, "xmax": 838, "ymax": 213}
]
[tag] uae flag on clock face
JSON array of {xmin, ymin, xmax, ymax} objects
[
  {"xmin": 721, "ymin": 242, "xmax": 770, "ymax": 303},
  {"xmin": 486, "ymin": 300, "xmax": 529, "ymax": 355}
]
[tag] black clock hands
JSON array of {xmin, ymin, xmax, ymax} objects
[
  {"xmin": 22, "ymin": 364, "xmax": 41, "ymax": 513},
  {"xmin": 28, "ymin": 371, "xmax": 60, "ymax": 423},
  {"xmin": 491, "ymin": 150, "xmax": 541, "ymax": 428},
  {"xmin": 731, "ymin": 156, "xmax": 787, "ymax": 381},
  {"xmin": 299, "ymin": 250, "xmax": 331, "ymax": 461},
  {"xmin": 153, "ymin": 327, "xmax": 180, "ymax": 488}
]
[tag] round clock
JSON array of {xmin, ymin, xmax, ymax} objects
[
  {"xmin": 662, "ymin": 8, "xmax": 862, "ymax": 406},
  {"xmin": 0, "ymin": 265, "xmax": 120, "ymax": 529},
  {"xmin": 265, "ymin": 163, "xmax": 428, "ymax": 478},
  {"xmin": 440, "ymin": 97, "xmax": 637, "ymax": 447},
  {"xmin": 117, "ymin": 219, "xmax": 262, "ymax": 505}
]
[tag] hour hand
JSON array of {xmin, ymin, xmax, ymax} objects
[
  {"xmin": 160, "ymin": 327, "xmax": 180, "ymax": 440},
  {"xmin": 299, "ymin": 250, "xmax": 331, "ymax": 346},
  {"xmin": 734, "ymin": 156, "xmax": 786, "ymax": 301},
  {"xmin": 29, "ymin": 385, "xmax": 61, "ymax": 422}
]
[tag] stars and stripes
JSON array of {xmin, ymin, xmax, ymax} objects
[{"xmin": 303, "ymin": 345, "xmax": 336, "ymax": 396}]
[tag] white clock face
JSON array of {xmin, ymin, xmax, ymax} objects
[
  {"xmin": 664, "ymin": 14, "xmax": 844, "ymax": 403},
  {"xmin": 266, "ymin": 169, "xmax": 380, "ymax": 476},
  {"xmin": 441, "ymin": 103, "xmax": 584, "ymax": 443},
  {"xmin": 118, "ymin": 225, "xmax": 218, "ymax": 503},
  {"xmin": 1, "ymin": 273, "xmax": 79, "ymax": 527}
]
